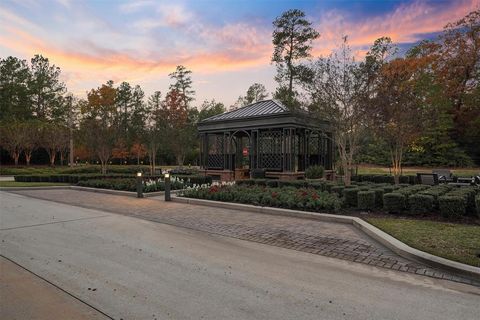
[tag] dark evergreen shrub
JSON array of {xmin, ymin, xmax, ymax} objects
[
  {"xmin": 408, "ymin": 194, "xmax": 434, "ymax": 215},
  {"xmin": 343, "ymin": 188, "xmax": 359, "ymax": 207},
  {"xmin": 476, "ymin": 195, "xmax": 480, "ymax": 217},
  {"xmin": 383, "ymin": 193, "xmax": 406, "ymax": 213},
  {"xmin": 254, "ymin": 179, "xmax": 267, "ymax": 186},
  {"xmin": 236, "ymin": 179, "xmax": 255, "ymax": 186},
  {"xmin": 357, "ymin": 190, "xmax": 375, "ymax": 210},
  {"xmin": 373, "ymin": 189, "xmax": 384, "ymax": 207},
  {"xmin": 305, "ymin": 165, "xmax": 324, "ymax": 179},
  {"xmin": 278, "ymin": 180, "xmax": 307, "ymax": 188},
  {"xmin": 439, "ymin": 195, "xmax": 466, "ymax": 218},
  {"xmin": 266, "ymin": 180, "xmax": 279, "ymax": 188},
  {"xmin": 383, "ymin": 186, "xmax": 394, "ymax": 194},
  {"xmin": 331, "ymin": 186, "xmax": 345, "ymax": 197},
  {"xmin": 251, "ymin": 169, "xmax": 266, "ymax": 179}
]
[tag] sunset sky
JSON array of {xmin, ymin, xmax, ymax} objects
[{"xmin": 1, "ymin": 0, "xmax": 478, "ymax": 106}]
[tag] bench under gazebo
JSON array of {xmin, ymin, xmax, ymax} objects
[{"xmin": 198, "ymin": 99, "xmax": 334, "ymax": 181}]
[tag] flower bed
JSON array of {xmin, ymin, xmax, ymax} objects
[
  {"xmin": 14, "ymin": 173, "xmax": 212, "ymax": 186},
  {"xmin": 77, "ymin": 176, "xmax": 187, "ymax": 192},
  {"xmin": 180, "ymin": 183, "xmax": 342, "ymax": 212}
]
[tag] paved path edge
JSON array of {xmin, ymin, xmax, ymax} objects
[
  {"xmin": 0, "ymin": 186, "xmax": 178, "ymax": 198},
  {"xmin": 172, "ymin": 196, "xmax": 480, "ymax": 281}
]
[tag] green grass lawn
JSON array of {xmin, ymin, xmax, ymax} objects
[
  {"xmin": 366, "ymin": 217, "xmax": 480, "ymax": 267},
  {"xmin": 357, "ymin": 165, "xmax": 479, "ymax": 177},
  {"xmin": 0, "ymin": 181, "xmax": 70, "ymax": 187}
]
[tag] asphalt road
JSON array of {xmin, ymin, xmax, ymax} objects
[{"xmin": 1, "ymin": 191, "xmax": 479, "ymax": 320}]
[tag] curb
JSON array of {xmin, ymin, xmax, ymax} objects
[
  {"xmin": 172, "ymin": 196, "xmax": 480, "ymax": 281},
  {"xmin": 0, "ymin": 186, "xmax": 71, "ymax": 191},
  {"xmin": 70, "ymin": 186, "xmax": 182, "ymax": 198},
  {"xmin": 0, "ymin": 185, "xmax": 181, "ymax": 198}
]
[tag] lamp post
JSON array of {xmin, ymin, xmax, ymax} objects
[
  {"xmin": 136, "ymin": 172, "xmax": 143, "ymax": 198},
  {"xmin": 164, "ymin": 173, "xmax": 171, "ymax": 201}
]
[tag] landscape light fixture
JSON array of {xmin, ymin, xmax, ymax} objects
[
  {"xmin": 164, "ymin": 173, "xmax": 171, "ymax": 201},
  {"xmin": 136, "ymin": 172, "xmax": 143, "ymax": 198}
]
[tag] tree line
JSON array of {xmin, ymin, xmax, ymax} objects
[
  {"xmin": 0, "ymin": 56, "xmax": 266, "ymax": 172},
  {"xmin": 1, "ymin": 8, "xmax": 478, "ymax": 180},
  {"xmin": 269, "ymin": 9, "xmax": 479, "ymax": 184}
]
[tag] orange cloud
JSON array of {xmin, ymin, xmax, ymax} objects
[{"xmin": 312, "ymin": 0, "xmax": 479, "ymax": 57}]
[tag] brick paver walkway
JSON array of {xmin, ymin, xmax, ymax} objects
[{"xmin": 6, "ymin": 189, "xmax": 479, "ymax": 286}]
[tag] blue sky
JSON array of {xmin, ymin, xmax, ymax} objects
[{"xmin": 0, "ymin": 0, "xmax": 477, "ymax": 106}]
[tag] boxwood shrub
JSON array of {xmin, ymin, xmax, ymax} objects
[
  {"xmin": 383, "ymin": 193, "xmax": 406, "ymax": 213},
  {"xmin": 357, "ymin": 190, "xmax": 375, "ymax": 210},
  {"xmin": 278, "ymin": 180, "xmax": 308, "ymax": 188},
  {"xmin": 476, "ymin": 195, "xmax": 480, "ymax": 217},
  {"xmin": 343, "ymin": 188, "xmax": 359, "ymax": 207},
  {"xmin": 181, "ymin": 185, "xmax": 342, "ymax": 212},
  {"xmin": 418, "ymin": 185, "xmax": 452, "ymax": 209},
  {"xmin": 77, "ymin": 178, "xmax": 137, "ymax": 191},
  {"xmin": 331, "ymin": 185, "xmax": 345, "ymax": 197},
  {"xmin": 305, "ymin": 165, "xmax": 324, "ymax": 179},
  {"xmin": 266, "ymin": 180, "xmax": 279, "ymax": 188},
  {"xmin": 438, "ymin": 195, "xmax": 466, "ymax": 218},
  {"xmin": 408, "ymin": 194, "xmax": 434, "ymax": 215},
  {"xmin": 373, "ymin": 189, "xmax": 384, "ymax": 208}
]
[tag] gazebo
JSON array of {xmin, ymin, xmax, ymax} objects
[{"xmin": 198, "ymin": 99, "xmax": 334, "ymax": 181}]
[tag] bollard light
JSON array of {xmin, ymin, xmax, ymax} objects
[
  {"xmin": 164, "ymin": 173, "xmax": 171, "ymax": 201},
  {"xmin": 136, "ymin": 172, "xmax": 143, "ymax": 198}
]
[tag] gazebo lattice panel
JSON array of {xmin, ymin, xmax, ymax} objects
[
  {"xmin": 207, "ymin": 134, "xmax": 224, "ymax": 169},
  {"xmin": 259, "ymin": 130, "xmax": 283, "ymax": 170}
]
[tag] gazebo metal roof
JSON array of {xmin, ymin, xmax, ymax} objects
[
  {"xmin": 202, "ymin": 100, "xmax": 288, "ymax": 122},
  {"xmin": 198, "ymin": 99, "xmax": 330, "ymax": 133}
]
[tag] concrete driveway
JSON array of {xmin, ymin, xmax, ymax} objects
[{"xmin": 1, "ymin": 191, "xmax": 479, "ymax": 320}]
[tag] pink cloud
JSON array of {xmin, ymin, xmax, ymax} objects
[{"xmin": 313, "ymin": 0, "xmax": 479, "ymax": 57}]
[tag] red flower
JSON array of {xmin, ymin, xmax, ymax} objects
[
  {"xmin": 209, "ymin": 185, "xmax": 219, "ymax": 193},
  {"xmin": 271, "ymin": 192, "xmax": 278, "ymax": 198}
]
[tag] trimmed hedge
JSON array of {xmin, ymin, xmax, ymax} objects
[
  {"xmin": 439, "ymin": 187, "xmax": 477, "ymax": 216},
  {"xmin": 351, "ymin": 174, "xmax": 415, "ymax": 184},
  {"xmin": 14, "ymin": 173, "xmax": 212, "ymax": 186},
  {"xmin": 331, "ymin": 186, "xmax": 345, "ymax": 197},
  {"xmin": 181, "ymin": 185, "xmax": 342, "ymax": 212},
  {"xmin": 357, "ymin": 190, "xmax": 375, "ymax": 210},
  {"xmin": 373, "ymin": 189, "xmax": 385, "ymax": 208},
  {"xmin": 305, "ymin": 165, "xmax": 324, "ymax": 179},
  {"xmin": 278, "ymin": 180, "xmax": 308, "ymax": 188},
  {"xmin": 418, "ymin": 185, "xmax": 452, "ymax": 209},
  {"xmin": 383, "ymin": 193, "xmax": 406, "ymax": 213},
  {"xmin": 266, "ymin": 180, "xmax": 279, "ymax": 188},
  {"xmin": 15, "ymin": 174, "xmax": 136, "ymax": 183},
  {"xmin": 476, "ymin": 195, "xmax": 480, "ymax": 217},
  {"xmin": 408, "ymin": 194, "xmax": 434, "ymax": 215},
  {"xmin": 439, "ymin": 195, "xmax": 466, "ymax": 218},
  {"xmin": 250, "ymin": 169, "xmax": 266, "ymax": 179},
  {"xmin": 77, "ymin": 178, "xmax": 137, "ymax": 191},
  {"xmin": 343, "ymin": 188, "xmax": 359, "ymax": 207}
]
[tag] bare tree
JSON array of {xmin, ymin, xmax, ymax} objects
[
  {"xmin": 81, "ymin": 119, "xmax": 115, "ymax": 174},
  {"xmin": 304, "ymin": 37, "xmax": 366, "ymax": 186}
]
